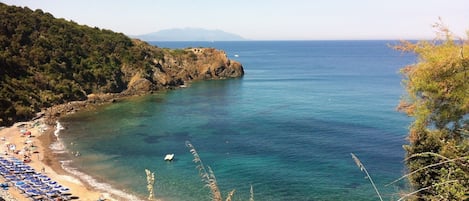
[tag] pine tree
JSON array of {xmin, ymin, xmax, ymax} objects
[{"xmin": 396, "ymin": 21, "xmax": 469, "ymax": 200}]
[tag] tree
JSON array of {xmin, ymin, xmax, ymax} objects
[
  {"xmin": 396, "ymin": 22, "xmax": 469, "ymax": 200},
  {"xmin": 0, "ymin": 3, "xmax": 244, "ymax": 126}
]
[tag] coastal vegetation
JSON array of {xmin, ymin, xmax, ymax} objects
[
  {"xmin": 0, "ymin": 3, "xmax": 243, "ymax": 127},
  {"xmin": 186, "ymin": 141, "xmax": 255, "ymax": 201},
  {"xmin": 396, "ymin": 22, "xmax": 469, "ymax": 200},
  {"xmin": 351, "ymin": 153, "xmax": 383, "ymax": 201},
  {"xmin": 2, "ymin": 2, "xmax": 468, "ymax": 200},
  {"xmin": 145, "ymin": 169, "xmax": 156, "ymax": 200},
  {"xmin": 186, "ymin": 141, "xmax": 236, "ymax": 201}
]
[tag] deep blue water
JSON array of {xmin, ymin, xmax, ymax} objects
[{"xmin": 60, "ymin": 41, "xmax": 415, "ymax": 201}]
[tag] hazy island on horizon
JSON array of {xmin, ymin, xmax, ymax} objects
[{"xmin": 133, "ymin": 27, "xmax": 246, "ymax": 41}]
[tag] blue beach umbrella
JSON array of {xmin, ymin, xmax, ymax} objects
[
  {"xmin": 60, "ymin": 187, "xmax": 70, "ymax": 193},
  {"xmin": 40, "ymin": 186, "xmax": 51, "ymax": 191},
  {"xmin": 18, "ymin": 184, "xmax": 32, "ymax": 192},
  {"xmin": 14, "ymin": 181, "xmax": 25, "ymax": 186},
  {"xmin": 25, "ymin": 189, "xmax": 40, "ymax": 196},
  {"xmin": 41, "ymin": 177, "xmax": 51, "ymax": 182},
  {"xmin": 46, "ymin": 190, "xmax": 60, "ymax": 197},
  {"xmin": 5, "ymin": 175, "xmax": 17, "ymax": 181},
  {"xmin": 32, "ymin": 181, "xmax": 43, "ymax": 187}
]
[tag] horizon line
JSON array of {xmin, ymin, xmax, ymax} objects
[{"xmin": 137, "ymin": 39, "xmax": 431, "ymax": 42}]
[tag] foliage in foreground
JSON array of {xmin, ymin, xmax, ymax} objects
[
  {"xmin": 145, "ymin": 169, "xmax": 156, "ymax": 200},
  {"xmin": 351, "ymin": 153, "xmax": 384, "ymax": 201},
  {"xmin": 186, "ymin": 141, "xmax": 235, "ymax": 201},
  {"xmin": 396, "ymin": 22, "xmax": 469, "ymax": 200},
  {"xmin": 186, "ymin": 141, "xmax": 254, "ymax": 201}
]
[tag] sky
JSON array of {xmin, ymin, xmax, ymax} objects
[{"xmin": 1, "ymin": 0, "xmax": 468, "ymax": 40}]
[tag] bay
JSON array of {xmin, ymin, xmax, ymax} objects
[{"xmin": 60, "ymin": 41, "xmax": 415, "ymax": 201}]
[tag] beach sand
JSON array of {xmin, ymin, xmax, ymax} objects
[{"xmin": 0, "ymin": 120, "xmax": 113, "ymax": 201}]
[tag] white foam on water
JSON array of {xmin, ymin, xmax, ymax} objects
[
  {"xmin": 50, "ymin": 121, "xmax": 66, "ymax": 153},
  {"xmin": 49, "ymin": 141, "xmax": 66, "ymax": 153},
  {"xmin": 60, "ymin": 160, "xmax": 143, "ymax": 201},
  {"xmin": 50, "ymin": 121, "xmax": 143, "ymax": 200},
  {"xmin": 54, "ymin": 121, "xmax": 64, "ymax": 137}
]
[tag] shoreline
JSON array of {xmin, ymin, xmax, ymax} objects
[
  {"xmin": 0, "ymin": 88, "xmax": 190, "ymax": 201},
  {"xmin": 0, "ymin": 117, "xmax": 146, "ymax": 201},
  {"xmin": 47, "ymin": 121, "xmax": 145, "ymax": 201}
]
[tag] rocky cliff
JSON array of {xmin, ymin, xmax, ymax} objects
[
  {"xmin": 0, "ymin": 3, "xmax": 244, "ymax": 126},
  {"xmin": 123, "ymin": 40, "xmax": 244, "ymax": 94}
]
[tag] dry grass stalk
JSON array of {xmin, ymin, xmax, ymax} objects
[
  {"xmin": 145, "ymin": 169, "xmax": 156, "ymax": 200},
  {"xmin": 225, "ymin": 189, "xmax": 236, "ymax": 201},
  {"xmin": 249, "ymin": 185, "xmax": 254, "ymax": 201},
  {"xmin": 397, "ymin": 180, "xmax": 459, "ymax": 201},
  {"xmin": 385, "ymin": 152, "xmax": 469, "ymax": 200},
  {"xmin": 386, "ymin": 153, "xmax": 469, "ymax": 186},
  {"xmin": 350, "ymin": 153, "xmax": 383, "ymax": 201},
  {"xmin": 186, "ymin": 141, "xmax": 225, "ymax": 201}
]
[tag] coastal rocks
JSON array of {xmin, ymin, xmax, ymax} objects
[
  {"xmin": 168, "ymin": 48, "xmax": 243, "ymax": 80},
  {"xmin": 43, "ymin": 94, "xmax": 119, "ymax": 125},
  {"xmin": 0, "ymin": 3, "xmax": 244, "ymax": 127},
  {"xmin": 42, "ymin": 46, "xmax": 244, "ymax": 126},
  {"xmin": 126, "ymin": 73, "xmax": 155, "ymax": 93},
  {"xmin": 186, "ymin": 48, "xmax": 244, "ymax": 79},
  {"xmin": 124, "ymin": 46, "xmax": 244, "ymax": 94}
]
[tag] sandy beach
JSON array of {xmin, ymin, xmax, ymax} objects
[{"xmin": 0, "ymin": 119, "xmax": 114, "ymax": 201}]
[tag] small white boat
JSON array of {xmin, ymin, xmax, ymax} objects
[{"xmin": 164, "ymin": 154, "xmax": 174, "ymax": 161}]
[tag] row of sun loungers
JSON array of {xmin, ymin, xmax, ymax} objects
[{"xmin": 0, "ymin": 156, "xmax": 72, "ymax": 201}]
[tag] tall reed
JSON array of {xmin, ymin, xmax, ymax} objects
[
  {"xmin": 145, "ymin": 169, "xmax": 156, "ymax": 200},
  {"xmin": 186, "ymin": 141, "xmax": 237, "ymax": 201},
  {"xmin": 249, "ymin": 185, "xmax": 254, "ymax": 201},
  {"xmin": 350, "ymin": 153, "xmax": 383, "ymax": 201}
]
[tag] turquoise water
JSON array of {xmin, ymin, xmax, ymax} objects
[{"xmin": 60, "ymin": 41, "xmax": 415, "ymax": 201}]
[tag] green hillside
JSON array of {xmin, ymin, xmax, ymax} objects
[{"xmin": 0, "ymin": 3, "xmax": 244, "ymax": 126}]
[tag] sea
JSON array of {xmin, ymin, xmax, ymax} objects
[{"xmin": 57, "ymin": 41, "xmax": 416, "ymax": 201}]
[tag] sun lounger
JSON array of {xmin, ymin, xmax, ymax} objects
[{"xmin": 0, "ymin": 156, "xmax": 75, "ymax": 200}]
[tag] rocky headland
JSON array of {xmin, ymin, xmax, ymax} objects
[
  {"xmin": 0, "ymin": 3, "xmax": 244, "ymax": 126},
  {"xmin": 43, "ymin": 46, "xmax": 244, "ymax": 124}
]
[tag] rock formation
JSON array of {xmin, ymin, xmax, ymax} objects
[{"xmin": 0, "ymin": 3, "xmax": 244, "ymax": 126}]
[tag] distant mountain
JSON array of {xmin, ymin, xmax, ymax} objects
[{"xmin": 134, "ymin": 28, "xmax": 246, "ymax": 41}]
